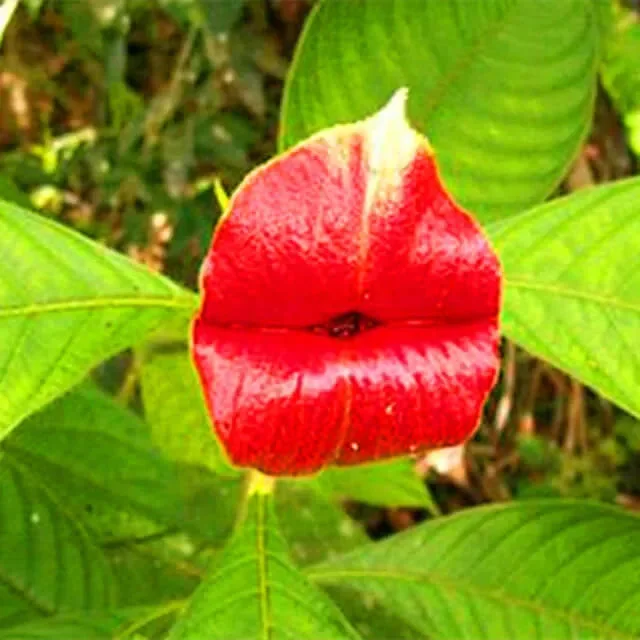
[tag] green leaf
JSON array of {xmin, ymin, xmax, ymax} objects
[
  {"xmin": 168, "ymin": 488, "xmax": 362, "ymax": 640},
  {"xmin": 0, "ymin": 455, "xmax": 115, "ymax": 618},
  {"xmin": 308, "ymin": 500, "xmax": 640, "ymax": 640},
  {"xmin": 601, "ymin": 1, "xmax": 639, "ymax": 112},
  {"xmin": 488, "ymin": 177, "xmax": 640, "ymax": 419},
  {"xmin": 276, "ymin": 481, "xmax": 368, "ymax": 566},
  {"xmin": 601, "ymin": 2, "xmax": 640, "ymax": 155},
  {"xmin": 139, "ymin": 318, "xmax": 236, "ymax": 477},
  {"xmin": 0, "ymin": 585, "xmax": 37, "ymax": 630},
  {"xmin": 4, "ymin": 383, "xmax": 239, "ymax": 548},
  {"xmin": 172, "ymin": 464, "xmax": 243, "ymax": 545},
  {"xmin": 280, "ymin": 0, "xmax": 598, "ymax": 222},
  {"xmin": 4, "ymin": 383, "xmax": 184, "ymax": 528},
  {"xmin": 318, "ymin": 458, "xmax": 438, "ymax": 513},
  {"xmin": 0, "ymin": 200, "xmax": 196, "ymax": 441},
  {"xmin": 0, "ymin": 608, "xmax": 146, "ymax": 640},
  {"xmin": 106, "ymin": 541, "xmax": 198, "ymax": 606},
  {"xmin": 0, "ymin": 176, "xmax": 29, "ymax": 208},
  {"xmin": 325, "ymin": 587, "xmax": 423, "ymax": 640}
]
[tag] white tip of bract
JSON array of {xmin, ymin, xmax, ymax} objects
[
  {"xmin": 379, "ymin": 87, "xmax": 410, "ymax": 121},
  {"xmin": 367, "ymin": 88, "xmax": 412, "ymax": 156},
  {"xmin": 364, "ymin": 88, "xmax": 426, "ymax": 212}
]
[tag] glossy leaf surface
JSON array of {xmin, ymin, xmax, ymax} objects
[
  {"xmin": 489, "ymin": 177, "xmax": 640, "ymax": 418},
  {"xmin": 309, "ymin": 501, "xmax": 640, "ymax": 639},
  {"xmin": 168, "ymin": 489, "xmax": 362, "ymax": 640},
  {"xmin": 0, "ymin": 200, "xmax": 196, "ymax": 441},
  {"xmin": 280, "ymin": 0, "xmax": 598, "ymax": 222}
]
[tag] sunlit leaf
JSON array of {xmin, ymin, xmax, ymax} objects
[
  {"xmin": 281, "ymin": 0, "xmax": 598, "ymax": 222},
  {"xmin": 168, "ymin": 489, "xmax": 362, "ymax": 640},
  {"xmin": 0, "ymin": 200, "xmax": 196, "ymax": 441},
  {"xmin": 309, "ymin": 500, "xmax": 640, "ymax": 639},
  {"xmin": 488, "ymin": 177, "xmax": 640, "ymax": 418}
]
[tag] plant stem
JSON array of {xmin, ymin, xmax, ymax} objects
[{"xmin": 233, "ymin": 469, "xmax": 276, "ymax": 533}]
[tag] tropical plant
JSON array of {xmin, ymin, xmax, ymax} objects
[{"xmin": 1, "ymin": 1, "xmax": 639, "ymax": 639}]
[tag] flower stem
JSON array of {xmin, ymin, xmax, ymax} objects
[
  {"xmin": 233, "ymin": 469, "xmax": 276, "ymax": 533},
  {"xmin": 247, "ymin": 468, "xmax": 276, "ymax": 496}
]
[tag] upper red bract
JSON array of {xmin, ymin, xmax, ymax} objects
[{"xmin": 192, "ymin": 91, "xmax": 501, "ymax": 476}]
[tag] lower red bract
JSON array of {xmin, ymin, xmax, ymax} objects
[
  {"xmin": 193, "ymin": 319, "xmax": 499, "ymax": 475},
  {"xmin": 191, "ymin": 91, "xmax": 502, "ymax": 476}
]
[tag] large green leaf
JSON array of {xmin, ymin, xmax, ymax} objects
[
  {"xmin": 0, "ymin": 200, "xmax": 196, "ymax": 440},
  {"xmin": 0, "ymin": 455, "xmax": 115, "ymax": 620},
  {"xmin": 4, "ymin": 383, "xmax": 241, "ymax": 547},
  {"xmin": 0, "ymin": 384, "xmax": 234, "ymax": 620},
  {"xmin": 309, "ymin": 500, "xmax": 640, "ymax": 639},
  {"xmin": 4, "ymin": 383, "xmax": 184, "ymax": 528},
  {"xmin": 168, "ymin": 487, "xmax": 362, "ymax": 640},
  {"xmin": 488, "ymin": 177, "xmax": 640, "ymax": 418},
  {"xmin": 280, "ymin": 0, "xmax": 598, "ymax": 222}
]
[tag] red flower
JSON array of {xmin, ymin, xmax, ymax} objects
[{"xmin": 192, "ymin": 90, "xmax": 501, "ymax": 476}]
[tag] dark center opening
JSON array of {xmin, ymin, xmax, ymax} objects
[{"xmin": 310, "ymin": 311, "xmax": 382, "ymax": 339}]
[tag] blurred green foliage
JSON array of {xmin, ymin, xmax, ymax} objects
[
  {"xmin": 0, "ymin": 0, "xmax": 297, "ymax": 286},
  {"xmin": 602, "ymin": 1, "xmax": 640, "ymax": 155}
]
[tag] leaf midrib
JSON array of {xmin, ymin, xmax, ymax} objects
[
  {"xmin": 256, "ymin": 494, "xmax": 272, "ymax": 640},
  {"xmin": 0, "ymin": 295, "xmax": 196, "ymax": 319},
  {"xmin": 307, "ymin": 567, "xmax": 635, "ymax": 639},
  {"xmin": 505, "ymin": 278, "xmax": 640, "ymax": 315}
]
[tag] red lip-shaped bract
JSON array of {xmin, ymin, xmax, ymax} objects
[{"xmin": 192, "ymin": 90, "xmax": 501, "ymax": 476}]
